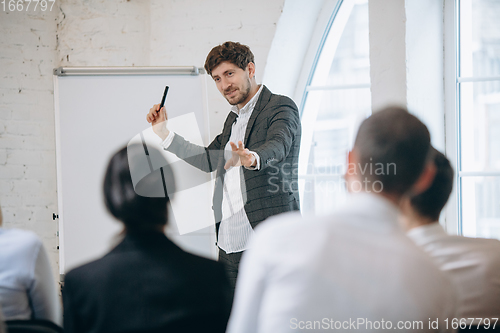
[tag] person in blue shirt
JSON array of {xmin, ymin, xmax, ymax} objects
[{"xmin": 0, "ymin": 204, "xmax": 61, "ymax": 326}]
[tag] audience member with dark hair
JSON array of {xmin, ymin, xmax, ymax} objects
[
  {"xmin": 62, "ymin": 144, "xmax": 232, "ymax": 333},
  {"xmin": 401, "ymin": 149, "xmax": 500, "ymax": 322},
  {"xmin": 227, "ymin": 107, "xmax": 456, "ymax": 333},
  {"xmin": 0, "ymin": 204, "xmax": 61, "ymax": 326}
]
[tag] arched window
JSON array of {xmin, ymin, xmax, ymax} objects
[{"xmin": 298, "ymin": 0, "xmax": 371, "ymax": 215}]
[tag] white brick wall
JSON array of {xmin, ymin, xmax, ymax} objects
[
  {"xmin": 149, "ymin": 0, "xmax": 285, "ymax": 136},
  {"xmin": 0, "ymin": 149, "xmax": 6, "ymax": 164},
  {"xmin": 57, "ymin": 0, "xmax": 151, "ymax": 66},
  {"xmin": 0, "ymin": 0, "xmax": 285, "ymax": 281},
  {"xmin": 0, "ymin": 6, "xmax": 59, "ymax": 281}
]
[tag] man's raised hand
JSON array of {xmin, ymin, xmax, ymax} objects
[{"xmin": 146, "ymin": 104, "xmax": 170, "ymax": 141}]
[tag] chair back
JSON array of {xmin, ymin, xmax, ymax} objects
[{"xmin": 5, "ymin": 320, "xmax": 63, "ymax": 333}]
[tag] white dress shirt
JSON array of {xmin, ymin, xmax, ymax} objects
[
  {"xmin": 0, "ymin": 228, "xmax": 61, "ymax": 326},
  {"xmin": 217, "ymin": 85, "xmax": 263, "ymax": 253},
  {"xmin": 162, "ymin": 85, "xmax": 263, "ymax": 254},
  {"xmin": 407, "ymin": 223, "xmax": 500, "ymax": 319},
  {"xmin": 227, "ymin": 193, "xmax": 457, "ymax": 333}
]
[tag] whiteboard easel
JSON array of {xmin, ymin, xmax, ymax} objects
[{"xmin": 53, "ymin": 67, "xmax": 217, "ymax": 277}]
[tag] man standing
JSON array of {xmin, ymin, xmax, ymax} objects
[
  {"xmin": 401, "ymin": 149, "xmax": 500, "ymax": 323},
  {"xmin": 146, "ymin": 42, "xmax": 301, "ymax": 292},
  {"xmin": 227, "ymin": 107, "xmax": 456, "ymax": 333}
]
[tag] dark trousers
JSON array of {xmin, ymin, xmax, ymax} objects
[{"xmin": 218, "ymin": 248, "xmax": 243, "ymax": 303}]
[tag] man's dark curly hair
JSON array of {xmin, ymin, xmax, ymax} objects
[{"xmin": 204, "ymin": 41, "xmax": 255, "ymax": 77}]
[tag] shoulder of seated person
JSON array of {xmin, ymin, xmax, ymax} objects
[{"xmin": 3, "ymin": 228, "xmax": 42, "ymax": 245}]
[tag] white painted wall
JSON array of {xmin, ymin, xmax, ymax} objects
[
  {"xmin": 0, "ymin": 0, "xmax": 285, "ymax": 278},
  {"xmin": 405, "ymin": 0, "xmax": 445, "ymax": 151},
  {"xmin": 368, "ymin": 0, "xmax": 408, "ymax": 111},
  {"xmin": 263, "ymin": 0, "xmax": 324, "ymax": 98},
  {"xmin": 368, "ymin": 0, "xmax": 445, "ymax": 149}
]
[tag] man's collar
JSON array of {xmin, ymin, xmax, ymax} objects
[
  {"xmin": 338, "ymin": 192, "xmax": 402, "ymax": 232},
  {"xmin": 407, "ymin": 222, "xmax": 448, "ymax": 246},
  {"xmin": 231, "ymin": 84, "xmax": 264, "ymax": 115}
]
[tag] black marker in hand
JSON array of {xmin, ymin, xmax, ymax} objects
[
  {"xmin": 159, "ymin": 86, "xmax": 169, "ymax": 114},
  {"xmin": 147, "ymin": 86, "xmax": 170, "ymax": 140}
]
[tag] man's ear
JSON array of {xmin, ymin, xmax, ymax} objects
[
  {"xmin": 345, "ymin": 150, "xmax": 358, "ymax": 193},
  {"xmin": 411, "ymin": 162, "xmax": 437, "ymax": 196},
  {"xmin": 247, "ymin": 62, "xmax": 256, "ymax": 79},
  {"xmin": 346, "ymin": 150, "xmax": 357, "ymax": 176}
]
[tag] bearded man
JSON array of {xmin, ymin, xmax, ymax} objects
[{"xmin": 146, "ymin": 41, "xmax": 301, "ymax": 296}]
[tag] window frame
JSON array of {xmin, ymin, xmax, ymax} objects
[
  {"xmin": 295, "ymin": 0, "xmax": 371, "ymax": 214},
  {"xmin": 444, "ymin": 0, "xmax": 500, "ymax": 237},
  {"xmin": 444, "ymin": 0, "xmax": 460, "ymax": 235}
]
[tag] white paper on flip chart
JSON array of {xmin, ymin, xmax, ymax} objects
[{"xmin": 129, "ymin": 112, "xmax": 215, "ymax": 235}]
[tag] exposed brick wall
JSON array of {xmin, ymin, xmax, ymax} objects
[
  {"xmin": 0, "ymin": 6, "xmax": 59, "ymax": 280},
  {"xmin": 0, "ymin": 0, "xmax": 285, "ymax": 280},
  {"xmin": 150, "ymin": 0, "xmax": 285, "ymax": 136},
  {"xmin": 57, "ymin": 0, "xmax": 151, "ymax": 66}
]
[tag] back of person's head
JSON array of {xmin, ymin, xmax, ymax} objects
[
  {"xmin": 204, "ymin": 41, "xmax": 255, "ymax": 77},
  {"xmin": 410, "ymin": 149, "xmax": 454, "ymax": 221},
  {"xmin": 103, "ymin": 144, "xmax": 175, "ymax": 232},
  {"xmin": 353, "ymin": 106, "xmax": 431, "ymax": 197}
]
